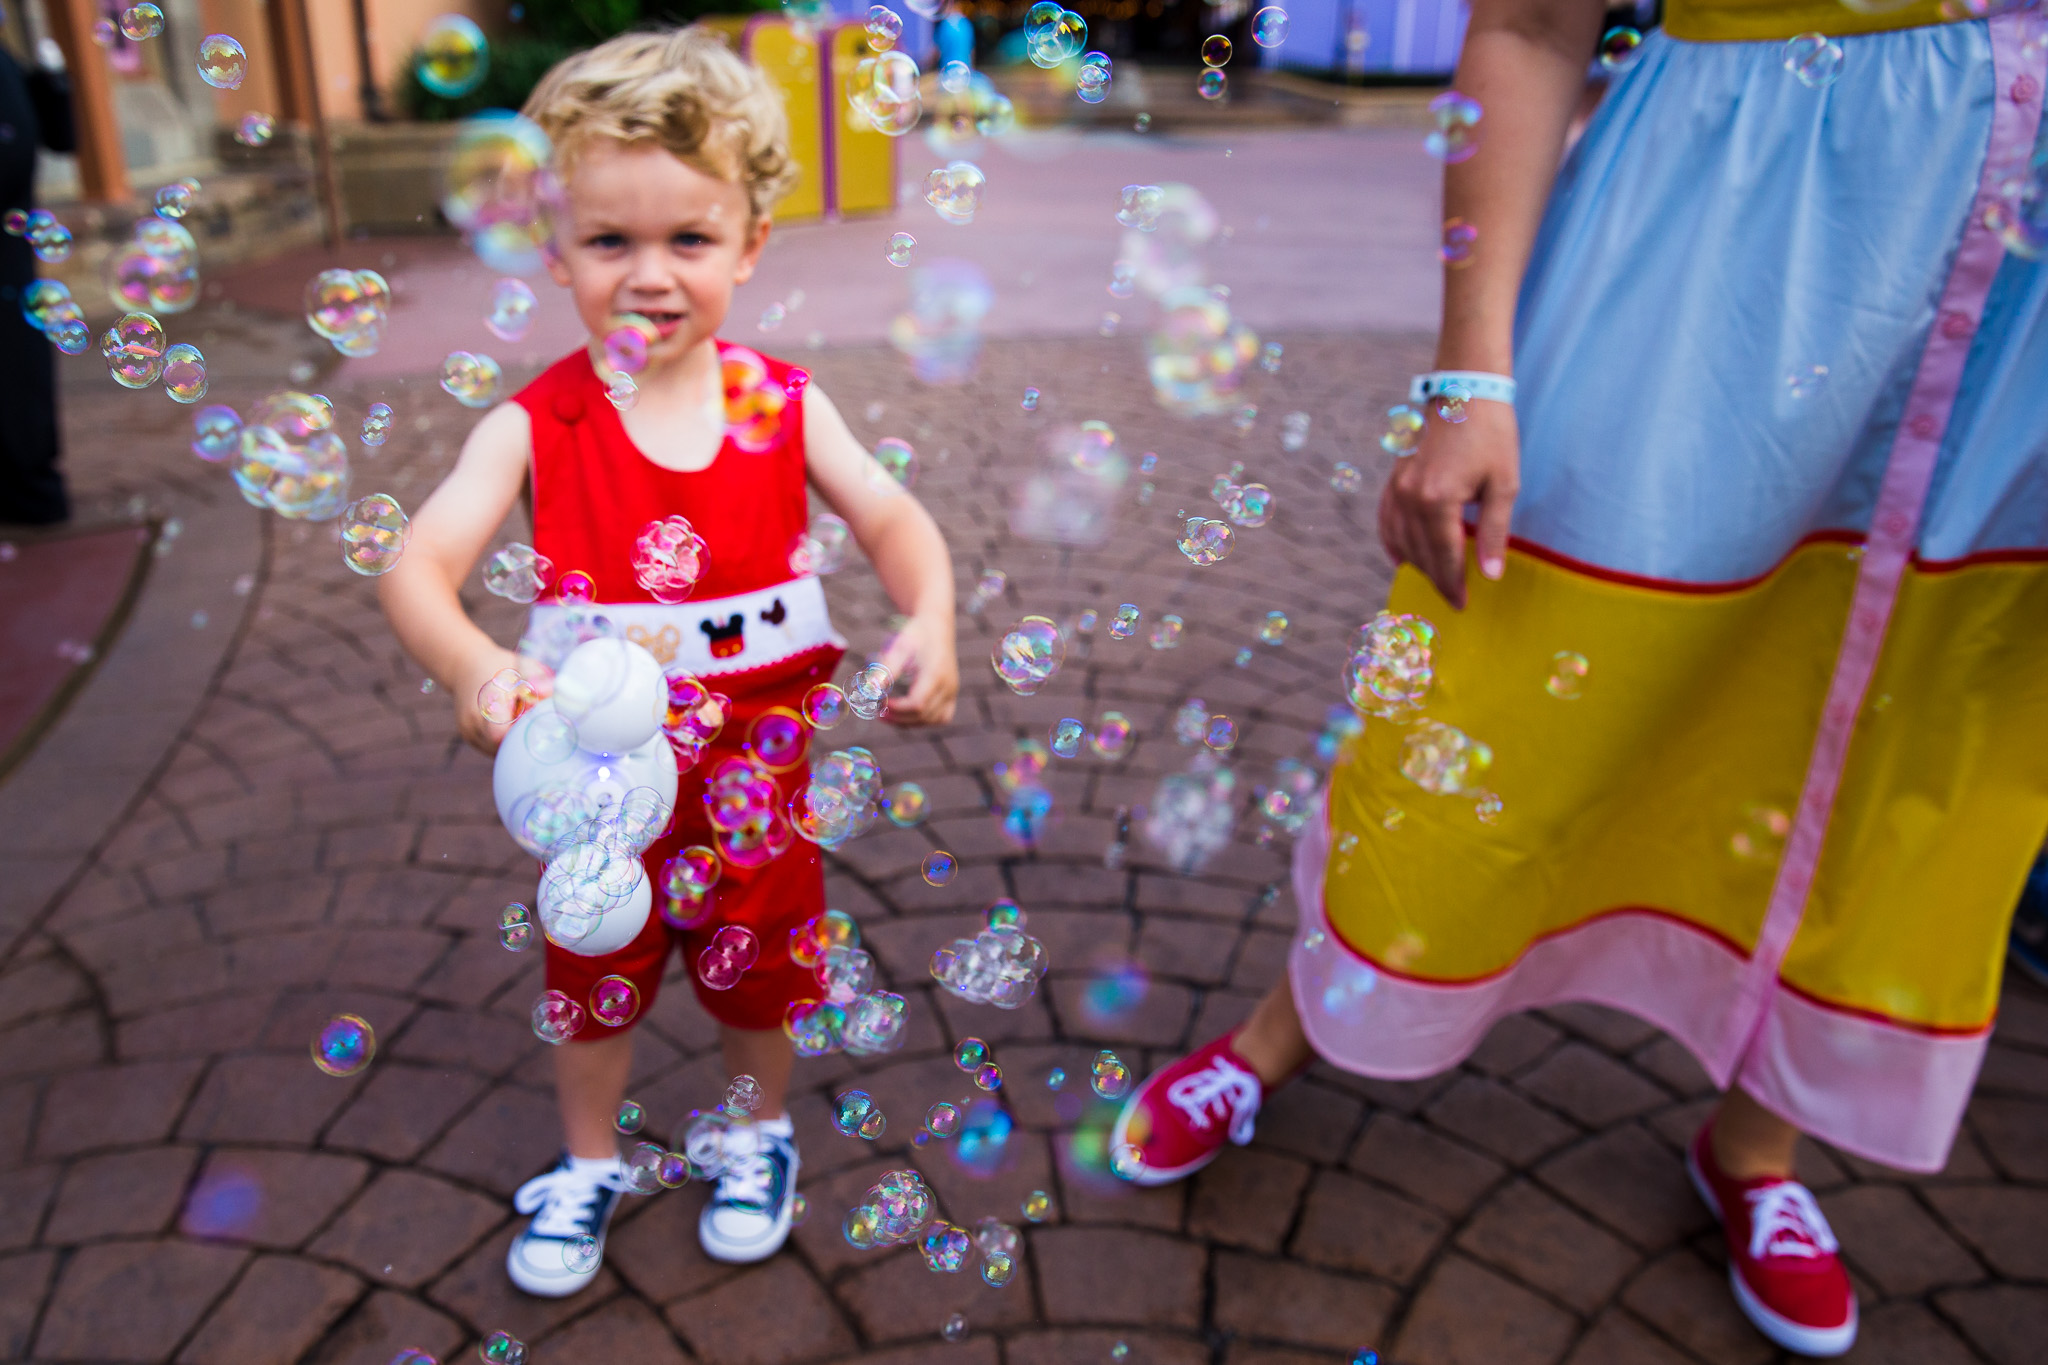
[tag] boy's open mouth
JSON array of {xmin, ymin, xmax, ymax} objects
[{"xmin": 641, "ymin": 311, "xmax": 685, "ymax": 338}]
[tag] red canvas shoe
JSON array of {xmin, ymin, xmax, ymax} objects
[
  {"xmin": 1687, "ymin": 1123, "xmax": 1857, "ymax": 1357},
  {"xmin": 1109, "ymin": 1034, "xmax": 1263, "ymax": 1185}
]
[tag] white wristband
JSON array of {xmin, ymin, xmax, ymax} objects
[{"xmin": 1409, "ymin": 370, "xmax": 1517, "ymax": 407}]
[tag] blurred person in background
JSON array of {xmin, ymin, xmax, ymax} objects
[{"xmin": 0, "ymin": 26, "xmax": 75, "ymax": 526}]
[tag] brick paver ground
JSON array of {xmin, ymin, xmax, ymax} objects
[{"xmin": 3, "ymin": 264, "xmax": 2046, "ymax": 1365}]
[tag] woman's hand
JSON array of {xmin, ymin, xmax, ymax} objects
[
  {"xmin": 449, "ymin": 642, "xmax": 553, "ymax": 757},
  {"xmin": 879, "ymin": 612, "xmax": 959, "ymax": 726},
  {"xmin": 1377, "ymin": 399, "xmax": 1521, "ymax": 609}
]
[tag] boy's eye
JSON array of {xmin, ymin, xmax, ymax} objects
[
  {"xmin": 587, "ymin": 233, "xmax": 627, "ymax": 250},
  {"xmin": 673, "ymin": 232, "xmax": 712, "ymax": 248}
]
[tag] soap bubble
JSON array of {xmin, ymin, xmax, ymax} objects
[
  {"xmin": 590, "ymin": 975, "xmax": 641, "ymax": 1028},
  {"xmin": 101, "ymin": 311, "xmax": 166, "ymax": 389},
  {"xmin": 956, "ymin": 1037, "xmax": 988, "ymax": 1070},
  {"xmin": 1145, "ymin": 757, "xmax": 1238, "ymax": 872},
  {"xmin": 699, "ymin": 925, "xmax": 761, "ymax": 990},
  {"xmin": 992, "ymin": 615, "xmax": 1065, "ymax": 694},
  {"xmin": 191, "ymin": 405, "xmax": 240, "ymax": 462},
  {"xmin": 847, "ymin": 662, "xmax": 892, "ymax": 720},
  {"xmin": 725, "ymin": 1075, "xmax": 765, "ymax": 1115},
  {"xmin": 1259, "ymin": 611, "xmax": 1290, "ymax": 646},
  {"xmin": 1110, "ymin": 1143, "xmax": 1145, "ymax": 1180},
  {"xmin": 480, "ymin": 1330, "xmax": 527, "ymax": 1365},
  {"xmin": 235, "ymin": 391, "xmax": 353, "ymax": 521},
  {"xmin": 1347, "ymin": 611, "xmax": 1437, "ymax": 718},
  {"xmin": 1546, "ymin": 650, "xmax": 1590, "ymax": 699},
  {"xmin": 1092, "ymin": 1049, "xmax": 1130, "ymax": 1098},
  {"xmin": 441, "ymin": 351, "xmax": 502, "ymax": 408},
  {"xmin": 1400, "ymin": 719, "xmax": 1494, "ymax": 796},
  {"xmin": 922, "ymin": 850, "xmax": 957, "ymax": 886},
  {"xmin": 924, "ymin": 160, "xmax": 985, "ymax": 224},
  {"xmin": 615, "ymin": 1100, "xmax": 645, "ymax": 1134},
  {"xmin": 236, "ymin": 112, "xmax": 274, "ymax": 146},
  {"xmin": 1177, "ymin": 517, "xmax": 1234, "ymax": 566},
  {"xmin": 1077, "ymin": 50, "xmax": 1112, "ymax": 102},
  {"xmin": 1783, "ymin": 32, "xmax": 1843, "ymax": 88},
  {"xmin": 1025, "ymin": 3, "xmax": 1087, "ymax": 65},
  {"xmin": 926, "ymin": 1102, "xmax": 963, "ymax": 1137},
  {"xmin": 888, "ymin": 231, "xmax": 916, "ymax": 266},
  {"xmin": 802, "ymin": 683, "xmax": 847, "ymax": 729},
  {"xmin": 982, "ymin": 1251, "xmax": 1015, "ymax": 1286},
  {"xmin": 1022, "ymin": 1189, "xmax": 1051, "ymax": 1221},
  {"xmin": 872, "ymin": 437, "xmax": 918, "ymax": 489},
  {"xmin": 1022, "ymin": 387, "xmax": 1040, "ymax": 411},
  {"xmin": 922, "ymin": 1221, "xmax": 973, "ymax": 1272},
  {"xmin": 1201, "ymin": 34, "xmax": 1233, "ymax": 65},
  {"xmin": 631, "ymin": 514, "xmax": 707, "ymax": 603},
  {"xmin": 1425, "ymin": 90, "xmax": 1483, "ymax": 163},
  {"xmin": 562, "ymin": 1235, "xmax": 599, "ymax": 1273},
  {"xmin": 1598, "ymin": 25, "xmax": 1642, "ymax": 69},
  {"xmin": 833, "ymin": 1089, "xmax": 882, "ymax": 1138},
  {"xmin": 849, "ymin": 50, "xmax": 922, "ymax": 136},
  {"xmin": 499, "ymin": 902, "xmax": 534, "ymax": 951},
  {"xmin": 483, "ymin": 542, "xmax": 554, "ymax": 603},
  {"xmin": 441, "ymin": 113, "xmax": 556, "ymax": 275},
  {"xmin": 791, "ymin": 513, "xmax": 852, "ymax": 575},
  {"xmin": 1091, "ymin": 712, "xmax": 1132, "ymax": 760},
  {"xmin": 1117, "ymin": 184, "xmax": 1164, "ymax": 230},
  {"xmin": 1380, "ymin": 404, "xmax": 1426, "ymax": 456},
  {"xmin": 1198, "ymin": 69, "xmax": 1227, "ymax": 99},
  {"xmin": 486, "ymin": 278, "xmax": 537, "ymax": 342},
  {"xmin": 931, "ymin": 923, "xmax": 1050, "ymax": 1008},
  {"xmin": 1049, "ymin": 717, "xmax": 1085, "ymax": 759},
  {"xmin": 1226, "ymin": 483, "xmax": 1273, "ymax": 528},
  {"xmin": 106, "ymin": 217, "xmax": 199, "ymax": 315},
  {"xmin": 1330, "ymin": 461, "xmax": 1364, "ymax": 494},
  {"xmin": 303, "ymin": 267, "xmax": 391, "ymax": 348},
  {"xmin": 340, "ymin": 494, "xmax": 412, "ymax": 576},
  {"xmin": 532, "ymin": 990, "xmax": 585, "ymax": 1044},
  {"xmin": 884, "ymin": 781, "xmax": 928, "ymax": 826},
  {"xmin": 362, "ymin": 402, "xmax": 393, "ymax": 446},
  {"xmin": 1109, "ymin": 604, "xmax": 1139, "ymax": 639},
  {"xmin": 866, "ymin": 4, "xmax": 903, "ymax": 49},
  {"xmin": 311, "ymin": 1014, "xmax": 375, "ymax": 1076},
  {"xmin": 161, "ymin": 343, "xmax": 208, "ymax": 403},
  {"xmin": 119, "ymin": 4, "xmax": 164, "ymax": 41},
  {"xmin": 417, "ymin": 14, "xmax": 490, "ymax": 99},
  {"xmin": 1252, "ymin": 6, "xmax": 1290, "ymax": 45},
  {"xmin": 196, "ymin": 32, "xmax": 247, "ymax": 88},
  {"xmin": 1433, "ymin": 381, "xmax": 1472, "ymax": 425},
  {"xmin": 1441, "ymin": 218, "xmax": 1478, "ymax": 267},
  {"xmin": 974, "ymin": 1062, "xmax": 1003, "ymax": 1091},
  {"xmin": 1148, "ymin": 287, "xmax": 1259, "ymax": 414},
  {"xmin": 27, "ymin": 215, "xmax": 71, "ymax": 264}
]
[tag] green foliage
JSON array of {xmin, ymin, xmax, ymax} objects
[{"xmin": 399, "ymin": 1, "xmax": 783, "ymax": 121}]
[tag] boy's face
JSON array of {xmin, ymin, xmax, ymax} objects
[{"xmin": 546, "ymin": 139, "xmax": 770, "ymax": 366}]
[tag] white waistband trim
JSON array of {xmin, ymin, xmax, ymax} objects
[{"xmin": 523, "ymin": 575, "xmax": 843, "ymax": 679}]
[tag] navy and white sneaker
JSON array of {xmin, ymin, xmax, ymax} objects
[
  {"xmin": 506, "ymin": 1154, "xmax": 624, "ymax": 1296},
  {"xmin": 699, "ymin": 1120, "xmax": 800, "ymax": 1263},
  {"xmin": 2011, "ymin": 847, "xmax": 2048, "ymax": 989}
]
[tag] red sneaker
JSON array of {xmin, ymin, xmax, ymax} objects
[
  {"xmin": 1109, "ymin": 1034, "xmax": 1263, "ymax": 1185},
  {"xmin": 1686, "ymin": 1123, "xmax": 1857, "ymax": 1357}
]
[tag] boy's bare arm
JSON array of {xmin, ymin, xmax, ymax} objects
[
  {"xmin": 801, "ymin": 385, "xmax": 959, "ymax": 726},
  {"xmin": 376, "ymin": 401, "xmax": 541, "ymax": 754}
]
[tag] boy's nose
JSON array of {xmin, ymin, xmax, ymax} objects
[{"xmin": 624, "ymin": 247, "xmax": 675, "ymax": 293}]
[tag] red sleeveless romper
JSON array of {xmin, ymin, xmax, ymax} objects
[{"xmin": 515, "ymin": 342, "xmax": 843, "ymax": 1035}]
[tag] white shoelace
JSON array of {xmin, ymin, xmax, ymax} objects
[
  {"xmin": 716, "ymin": 1150, "xmax": 776, "ymax": 1213},
  {"xmin": 1745, "ymin": 1182, "xmax": 1840, "ymax": 1262},
  {"xmin": 1166, "ymin": 1056, "xmax": 1261, "ymax": 1145},
  {"xmin": 514, "ymin": 1164, "xmax": 619, "ymax": 1240}
]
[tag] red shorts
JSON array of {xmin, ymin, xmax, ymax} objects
[{"xmin": 545, "ymin": 652, "xmax": 838, "ymax": 1036}]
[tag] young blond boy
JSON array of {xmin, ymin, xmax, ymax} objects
[{"xmin": 378, "ymin": 27, "xmax": 958, "ymax": 1294}]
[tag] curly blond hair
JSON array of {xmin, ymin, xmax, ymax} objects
[{"xmin": 522, "ymin": 26, "xmax": 798, "ymax": 221}]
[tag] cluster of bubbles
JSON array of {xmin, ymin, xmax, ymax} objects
[
  {"xmin": 311, "ymin": 1014, "xmax": 375, "ymax": 1077},
  {"xmin": 843, "ymin": 1167, "xmax": 932, "ymax": 1246},
  {"xmin": 1425, "ymin": 91, "xmax": 1483, "ymax": 163},
  {"xmin": 1258, "ymin": 758, "xmax": 1323, "ymax": 840},
  {"xmin": 418, "ymin": 14, "xmax": 490, "ymax": 98},
  {"xmin": 931, "ymin": 62, "xmax": 1018, "ymax": 146},
  {"xmin": 630, "ymin": 514, "xmax": 707, "ymax": 603},
  {"xmin": 697, "ymin": 924, "xmax": 761, "ymax": 991},
  {"xmin": 234, "ymin": 391, "xmax": 353, "ymax": 521},
  {"xmin": 848, "ymin": 48, "xmax": 923, "ymax": 137},
  {"xmin": 662, "ymin": 670, "xmax": 731, "ymax": 772},
  {"xmin": 790, "ymin": 744, "xmax": 884, "ymax": 848},
  {"xmin": 1077, "ymin": 49, "xmax": 1114, "ymax": 103},
  {"xmin": 441, "ymin": 350, "xmax": 503, "ymax": 408},
  {"xmin": 21, "ymin": 279, "xmax": 90, "ymax": 355},
  {"xmin": 1783, "ymin": 31, "xmax": 1843, "ymax": 89},
  {"xmin": 483, "ymin": 541, "xmax": 555, "ymax": 604},
  {"xmin": 362, "ymin": 402, "xmax": 394, "ymax": 447},
  {"xmin": 931, "ymin": 904, "xmax": 1051, "ymax": 1007},
  {"xmin": 702, "ymin": 754, "xmax": 793, "ymax": 867},
  {"xmin": 1346, "ymin": 611, "xmax": 1437, "ymax": 719},
  {"xmin": 305, "ymin": 267, "xmax": 394, "ymax": 357},
  {"xmin": 4, "ymin": 207, "xmax": 71, "ymax": 264},
  {"xmin": 783, "ymin": 910, "xmax": 903, "ymax": 1057},
  {"xmin": 990, "ymin": 741, "xmax": 1056, "ymax": 845},
  {"xmin": 108, "ymin": 215, "xmax": 200, "ymax": 316},
  {"xmin": 1400, "ymin": 719, "xmax": 1499, "ymax": 817},
  {"xmin": 527, "ymin": 789, "xmax": 673, "ymax": 961},
  {"xmin": 1146, "ymin": 754, "xmax": 1239, "ymax": 872},
  {"xmin": 340, "ymin": 494, "xmax": 412, "ymax": 576},
  {"xmin": 833, "ymin": 1088, "xmax": 889, "ymax": 1139},
  {"xmin": 1024, "ymin": 1, "xmax": 1088, "ymax": 67}
]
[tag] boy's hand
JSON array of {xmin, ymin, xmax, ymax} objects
[
  {"xmin": 879, "ymin": 613, "xmax": 958, "ymax": 726},
  {"xmin": 450, "ymin": 642, "xmax": 554, "ymax": 757}
]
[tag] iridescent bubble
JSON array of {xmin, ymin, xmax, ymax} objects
[
  {"xmin": 483, "ymin": 542, "xmax": 553, "ymax": 603},
  {"xmin": 304, "ymin": 267, "xmax": 388, "ymax": 342},
  {"xmin": 119, "ymin": 4, "xmax": 164, "ymax": 40},
  {"xmin": 1046, "ymin": 1065, "xmax": 1068, "ymax": 1089},
  {"xmin": 1110, "ymin": 1143, "xmax": 1144, "ymax": 1180},
  {"xmin": 562, "ymin": 1233, "xmax": 599, "ymax": 1273},
  {"xmin": 974, "ymin": 1062, "xmax": 1003, "ymax": 1091},
  {"xmin": 791, "ymin": 512, "xmax": 852, "ymax": 575},
  {"xmin": 884, "ymin": 781, "xmax": 928, "ymax": 826},
  {"xmin": 699, "ymin": 925, "xmax": 761, "ymax": 990},
  {"xmin": 1021, "ymin": 387, "xmax": 1040, "ymax": 411},
  {"xmin": 833, "ymin": 1088, "xmax": 880, "ymax": 1138},
  {"xmin": 441, "ymin": 113, "xmax": 555, "ymax": 274},
  {"xmin": 987, "ymin": 898, "xmax": 1024, "ymax": 929},
  {"xmin": 1198, "ymin": 69, "xmax": 1227, "ymax": 99},
  {"xmin": 1227, "ymin": 484, "xmax": 1272, "ymax": 528},
  {"xmin": 1783, "ymin": 32, "xmax": 1843, "ymax": 88},
  {"xmin": 499, "ymin": 902, "xmax": 534, "ymax": 951},
  {"xmin": 480, "ymin": 1330, "xmax": 528, "ymax": 1365},
  {"xmin": 532, "ymin": 990, "xmax": 585, "ymax": 1044},
  {"xmin": 590, "ymin": 975, "xmax": 641, "ymax": 1028},
  {"xmin": 923, "ymin": 160, "xmax": 985, "ymax": 224},
  {"xmin": 955, "ymin": 1036, "xmax": 988, "ymax": 1070},
  {"xmin": 1474, "ymin": 790, "xmax": 1504, "ymax": 824},
  {"xmin": 340, "ymin": 493, "xmax": 412, "ymax": 575},
  {"xmin": 1201, "ymin": 34, "xmax": 1233, "ymax": 65},
  {"xmin": 726, "ymin": 1075, "xmax": 765, "ymax": 1115},
  {"xmin": 101, "ymin": 311, "xmax": 166, "ymax": 389},
  {"xmin": 417, "ymin": 14, "xmax": 490, "ymax": 98},
  {"xmin": 311, "ymin": 1014, "xmax": 374, "ymax": 1076},
  {"xmin": 1051, "ymin": 717, "xmax": 1084, "ymax": 759},
  {"xmin": 1546, "ymin": 650, "xmax": 1590, "ymax": 699},
  {"xmin": 1434, "ymin": 381, "xmax": 1472, "ymax": 425},
  {"xmin": 922, "ymin": 850, "xmax": 957, "ymax": 886},
  {"xmin": 942, "ymin": 1314, "xmax": 968, "ymax": 1343},
  {"xmin": 236, "ymin": 112, "xmax": 274, "ymax": 147},
  {"xmin": 1259, "ymin": 611, "xmax": 1290, "ymax": 645},
  {"xmin": 866, "ymin": 4, "xmax": 903, "ymax": 50},
  {"xmin": 161, "ymin": 343, "xmax": 207, "ymax": 403},
  {"xmin": 154, "ymin": 180, "xmax": 197, "ymax": 220},
  {"xmin": 1425, "ymin": 90, "xmax": 1483, "ymax": 163},
  {"xmin": 992, "ymin": 615, "xmax": 1065, "ymax": 694},
  {"xmin": 1091, "ymin": 1049, "xmax": 1130, "ymax": 1098},
  {"xmin": 441, "ymin": 350, "xmax": 502, "ymax": 407},
  {"xmin": 888, "ymin": 231, "xmax": 915, "ymax": 266},
  {"xmin": 802, "ymin": 683, "xmax": 847, "ymax": 729},
  {"xmin": 486, "ymin": 278, "xmax": 537, "ymax": 342},
  {"xmin": 1440, "ymin": 217, "xmax": 1478, "ymax": 267},
  {"xmin": 1380, "ymin": 404, "xmax": 1425, "ymax": 457},
  {"xmin": 1, "ymin": 208, "xmax": 23, "ymax": 234},
  {"xmin": 982, "ymin": 1250, "xmax": 1015, "ymax": 1286},
  {"xmin": 926, "ymin": 1101, "xmax": 962, "ymax": 1137},
  {"xmin": 615, "ymin": 1099, "xmax": 645, "ymax": 1134},
  {"xmin": 107, "ymin": 217, "xmax": 200, "ymax": 315},
  {"xmin": 28, "ymin": 216, "xmax": 71, "ymax": 265},
  {"xmin": 1109, "ymin": 603, "xmax": 1139, "ymax": 639},
  {"xmin": 1205, "ymin": 715, "xmax": 1237, "ymax": 751},
  {"xmin": 1090, "ymin": 712, "xmax": 1131, "ymax": 760},
  {"xmin": 362, "ymin": 402, "xmax": 393, "ymax": 446},
  {"xmin": 1252, "ymin": 6, "xmax": 1290, "ymax": 45},
  {"xmin": 1149, "ymin": 614, "xmax": 1184, "ymax": 650},
  {"xmin": 1400, "ymin": 719, "xmax": 1494, "ymax": 796},
  {"xmin": 872, "ymin": 436, "xmax": 918, "ymax": 488},
  {"xmin": 196, "ymin": 32, "xmax": 247, "ymax": 89},
  {"xmin": 921, "ymin": 1220, "xmax": 973, "ymax": 1271},
  {"xmin": 1116, "ymin": 184, "xmax": 1164, "ymax": 230},
  {"xmin": 1021, "ymin": 1189, "xmax": 1051, "ymax": 1221},
  {"xmin": 1786, "ymin": 364, "xmax": 1830, "ymax": 399},
  {"xmin": 1599, "ymin": 25, "xmax": 1642, "ymax": 70},
  {"xmin": 191, "ymin": 405, "xmax": 240, "ymax": 462},
  {"xmin": 1347, "ymin": 611, "xmax": 1437, "ymax": 718},
  {"xmin": 849, "ymin": 50, "xmax": 922, "ymax": 136}
]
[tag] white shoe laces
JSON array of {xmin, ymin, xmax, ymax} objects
[
  {"xmin": 1166, "ymin": 1056, "xmax": 1261, "ymax": 1145},
  {"xmin": 514, "ymin": 1164, "xmax": 620, "ymax": 1240},
  {"xmin": 1745, "ymin": 1182, "xmax": 1840, "ymax": 1262},
  {"xmin": 715, "ymin": 1150, "xmax": 776, "ymax": 1214}
]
